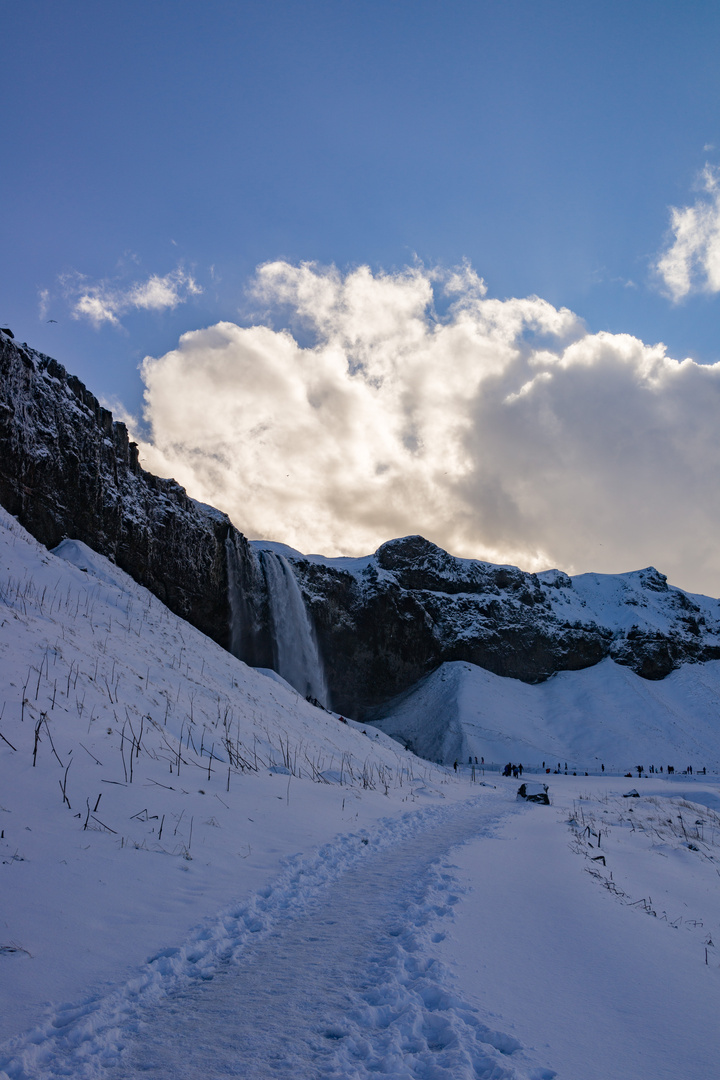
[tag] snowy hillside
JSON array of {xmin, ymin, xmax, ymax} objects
[
  {"xmin": 0, "ymin": 506, "xmax": 448, "ymax": 1047},
  {"xmin": 2, "ymin": 506, "xmax": 720, "ymax": 1080},
  {"xmin": 373, "ymin": 658, "xmax": 720, "ymax": 772}
]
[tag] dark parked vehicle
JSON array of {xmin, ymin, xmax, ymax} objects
[{"xmin": 517, "ymin": 781, "xmax": 550, "ymax": 804}]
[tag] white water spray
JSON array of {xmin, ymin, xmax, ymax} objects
[
  {"xmin": 260, "ymin": 550, "xmax": 329, "ymax": 706},
  {"xmin": 225, "ymin": 536, "xmax": 244, "ymax": 659}
]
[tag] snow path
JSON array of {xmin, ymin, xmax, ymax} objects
[
  {"xmin": 436, "ymin": 778, "xmax": 720, "ymax": 1080},
  {"xmin": 118, "ymin": 798, "xmax": 549, "ymax": 1079},
  {"xmin": 1, "ymin": 794, "xmax": 552, "ymax": 1080}
]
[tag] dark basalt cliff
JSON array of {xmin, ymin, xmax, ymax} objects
[
  {"xmin": 3, "ymin": 330, "xmax": 720, "ymax": 721},
  {"xmin": 0, "ymin": 330, "xmax": 270, "ymax": 661},
  {"xmin": 285, "ymin": 535, "xmax": 720, "ymax": 717}
]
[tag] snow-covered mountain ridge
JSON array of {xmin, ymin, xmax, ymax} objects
[
  {"xmin": 3, "ymin": 330, "xmax": 720, "ymax": 721},
  {"xmin": 284, "ymin": 534, "xmax": 720, "ymax": 715}
]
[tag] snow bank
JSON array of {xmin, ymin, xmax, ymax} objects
[
  {"xmin": 0, "ymin": 506, "xmax": 454, "ymax": 1046},
  {"xmin": 437, "ymin": 774, "xmax": 720, "ymax": 1080},
  {"xmin": 374, "ymin": 659, "xmax": 720, "ymax": 772}
]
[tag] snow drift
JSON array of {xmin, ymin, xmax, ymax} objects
[{"xmin": 373, "ymin": 658, "xmax": 720, "ymax": 772}]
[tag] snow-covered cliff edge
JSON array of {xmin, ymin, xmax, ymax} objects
[
  {"xmin": 3, "ymin": 330, "xmax": 720, "ymax": 720},
  {"xmin": 0, "ymin": 328, "xmax": 269, "ymax": 657},
  {"xmin": 283, "ymin": 535, "xmax": 720, "ymax": 716}
]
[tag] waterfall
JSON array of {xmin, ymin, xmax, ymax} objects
[
  {"xmin": 259, "ymin": 549, "xmax": 329, "ymax": 706},
  {"xmin": 225, "ymin": 533, "xmax": 273, "ymax": 669},
  {"xmin": 226, "ymin": 535, "xmax": 245, "ymax": 660}
]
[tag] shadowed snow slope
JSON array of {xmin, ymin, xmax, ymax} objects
[
  {"xmin": 3, "ymin": 506, "xmax": 720, "ymax": 1080},
  {"xmin": 0, "ymin": 505, "xmax": 449, "ymax": 1046},
  {"xmin": 373, "ymin": 659, "xmax": 720, "ymax": 772}
]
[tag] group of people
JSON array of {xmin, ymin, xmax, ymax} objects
[
  {"xmin": 453, "ymin": 756, "xmax": 485, "ymax": 771},
  {"xmin": 452, "ymin": 758, "xmax": 709, "ymax": 778},
  {"xmin": 625, "ymin": 764, "xmax": 706, "ymax": 777},
  {"xmin": 502, "ymin": 762, "xmax": 523, "ymax": 778}
]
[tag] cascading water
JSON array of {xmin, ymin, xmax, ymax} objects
[
  {"xmin": 225, "ymin": 534, "xmax": 271, "ymax": 669},
  {"xmin": 259, "ymin": 549, "xmax": 329, "ymax": 707},
  {"xmin": 225, "ymin": 535, "xmax": 245, "ymax": 660}
]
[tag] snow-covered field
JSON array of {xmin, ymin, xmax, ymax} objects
[
  {"xmin": 438, "ymin": 773, "xmax": 720, "ymax": 1080},
  {"xmin": 374, "ymin": 657, "xmax": 720, "ymax": 774},
  {"xmin": 1, "ymin": 505, "xmax": 720, "ymax": 1079}
]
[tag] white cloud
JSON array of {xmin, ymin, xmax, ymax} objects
[
  {"xmin": 63, "ymin": 266, "xmax": 202, "ymax": 328},
  {"xmin": 74, "ymin": 292, "xmax": 121, "ymax": 327},
  {"xmin": 135, "ymin": 261, "xmax": 720, "ymax": 595},
  {"xmin": 129, "ymin": 272, "xmax": 202, "ymax": 311},
  {"xmin": 656, "ymin": 165, "xmax": 720, "ymax": 300},
  {"xmin": 38, "ymin": 288, "xmax": 50, "ymax": 321}
]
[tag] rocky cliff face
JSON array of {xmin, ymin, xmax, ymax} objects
[
  {"xmin": 3, "ymin": 330, "xmax": 720, "ymax": 722},
  {"xmin": 285, "ymin": 535, "xmax": 720, "ymax": 717},
  {"xmin": 0, "ymin": 329, "xmax": 267, "ymax": 655}
]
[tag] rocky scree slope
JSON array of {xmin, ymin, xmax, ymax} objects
[{"xmin": 0, "ymin": 329, "xmax": 271, "ymax": 659}]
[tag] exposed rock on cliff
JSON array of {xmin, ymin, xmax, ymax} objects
[
  {"xmin": 285, "ymin": 536, "xmax": 720, "ymax": 717},
  {"xmin": 3, "ymin": 331, "xmax": 720, "ymax": 722},
  {"xmin": 0, "ymin": 329, "xmax": 264, "ymax": 652}
]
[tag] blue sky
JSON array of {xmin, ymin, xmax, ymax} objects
[
  {"xmin": 4, "ymin": 1, "xmax": 720, "ymax": 589},
  {"xmin": 4, "ymin": 0, "xmax": 720, "ymax": 403}
]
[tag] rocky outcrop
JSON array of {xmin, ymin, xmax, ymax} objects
[
  {"xmin": 0, "ymin": 330, "xmax": 263, "ymax": 652},
  {"xmin": 286, "ymin": 536, "xmax": 720, "ymax": 717}
]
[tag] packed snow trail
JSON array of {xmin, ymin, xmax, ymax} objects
[
  {"xmin": 437, "ymin": 776, "xmax": 720, "ymax": 1080},
  {"xmin": 118, "ymin": 798, "xmax": 548, "ymax": 1080},
  {"xmin": 0, "ymin": 794, "xmax": 551, "ymax": 1080}
]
